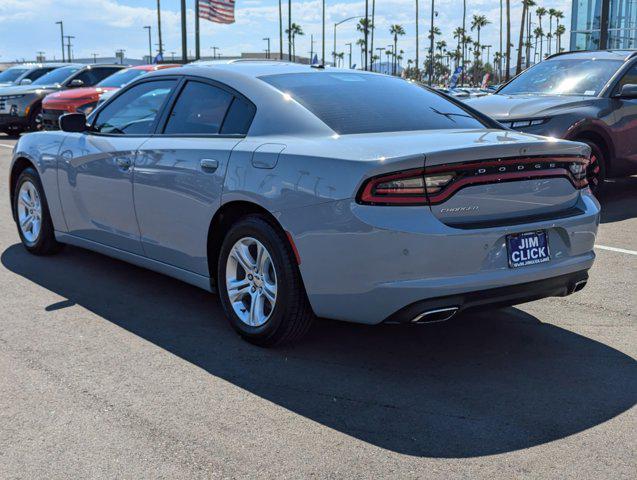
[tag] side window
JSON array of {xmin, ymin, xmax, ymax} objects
[
  {"xmin": 93, "ymin": 80, "xmax": 175, "ymax": 135},
  {"xmin": 616, "ymin": 63, "xmax": 637, "ymax": 92},
  {"xmin": 90, "ymin": 67, "xmax": 123, "ymax": 84},
  {"xmin": 221, "ymin": 97, "xmax": 256, "ymax": 135},
  {"xmin": 164, "ymin": 81, "xmax": 233, "ymax": 134},
  {"xmin": 26, "ymin": 68, "xmax": 53, "ymax": 81}
]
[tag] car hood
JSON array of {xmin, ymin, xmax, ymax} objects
[
  {"xmin": 44, "ymin": 86, "xmax": 116, "ymax": 101},
  {"xmin": 0, "ymin": 83, "xmax": 61, "ymax": 96},
  {"xmin": 466, "ymin": 93, "xmax": 600, "ymax": 120}
]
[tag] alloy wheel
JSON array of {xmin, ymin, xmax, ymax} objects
[
  {"xmin": 586, "ymin": 152, "xmax": 602, "ymax": 191},
  {"xmin": 225, "ymin": 237, "xmax": 278, "ymax": 327},
  {"xmin": 17, "ymin": 180, "xmax": 43, "ymax": 245}
]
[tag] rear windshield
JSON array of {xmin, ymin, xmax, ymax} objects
[
  {"xmin": 260, "ymin": 72, "xmax": 485, "ymax": 134},
  {"xmin": 98, "ymin": 68, "xmax": 146, "ymax": 88},
  {"xmin": 0, "ymin": 68, "xmax": 29, "ymax": 83}
]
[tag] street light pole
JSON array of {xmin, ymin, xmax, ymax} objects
[
  {"xmin": 180, "ymin": 0, "xmax": 187, "ymax": 62},
  {"xmin": 55, "ymin": 21, "xmax": 65, "ymax": 62},
  {"xmin": 156, "ymin": 0, "xmax": 164, "ymax": 58},
  {"xmin": 321, "ymin": 0, "xmax": 325, "ymax": 65},
  {"xmin": 144, "ymin": 26, "xmax": 152, "ymax": 63},
  {"xmin": 333, "ymin": 16, "xmax": 361, "ymax": 67},
  {"xmin": 263, "ymin": 38, "xmax": 271, "ymax": 58},
  {"xmin": 64, "ymin": 35, "xmax": 74, "ymax": 63},
  {"xmin": 288, "ymin": 0, "xmax": 292, "ymax": 61}
]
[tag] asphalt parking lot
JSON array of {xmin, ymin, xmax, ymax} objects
[{"xmin": 0, "ymin": 135, "xmax": 635, "ymax": 479}]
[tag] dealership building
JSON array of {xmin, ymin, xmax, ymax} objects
[{"xmin": 571, "ymin": 0, "xmax": 637, "ymax": 49}]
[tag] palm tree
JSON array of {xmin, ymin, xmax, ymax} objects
[
  {"xmin": 453, "ymin": 27, "xmax": 464, "ymax": 64},
  {"xmin": 555, "ymin": 24, "xmax": 566, "ymax": 52},
  {"xmin": 524, "ymin": 0, "xmax": 535, "ymax": 68},
  {"xmin": 356, "ymin": 18, "xmax": 373, "ymax": 70},
  {"xmin": 336, "ymin": 51, "xmax": 345, "ymax": 67},
  {"xmin": 536, "ymin": 7, "xmax": 546, "ymax": 60},
  {"xmin": 533, "ymin": 27, "xmax": 544, "ymax": 63},
  {"xmin": 505, "ymin": 0, "xmax": 511, "ymax": 80},
  {"xmin": 285, "ymin": 23, "xmax": 304, "ymax": 61},
  {"xmin": 390, "ymin": 24, "xmax": 406, "ymax": 75},
  {"xmin": 415, "ymin": 0, "xmax": 420, "ymax": 77},
  {"xmin": 547, "ymin": 8, "xmax": 557, "ymax": 55},
  {"xmin": 516, "ymin": 0, "xmax": 530, "ymax": 75},
  {"xmin": 471, "ymin": 14, "xmax": 490, "ymax": 82},
  {"xmin": 553, "ymin": 10, "xmax": 564, "ymax": 53},
  {"xmin": 356, "ymin": 38, "xmax": 365, "ymax": 69},
  {"xmin": 461, "ymin": 0, "xmax": 467, "ymax": 84}
]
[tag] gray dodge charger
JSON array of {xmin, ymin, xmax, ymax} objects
[{"xmin": 9, "ymin": 62, "xmax": 599, "ymax": 346}]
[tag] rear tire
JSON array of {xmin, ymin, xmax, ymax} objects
[
  {"xmin": 13, "ymin": 167, "xmax": 63, "ymax": 255},
  {"xmin": 578, "ymin": 140, "xmax": 607, "ymax": 195},
  {"xmin": 217, "ymin": 215, "xmax": 314, "ymax": 347}
]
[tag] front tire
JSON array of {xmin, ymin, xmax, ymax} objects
[
  {"xmin": 13, "ymin": 167, "xmax": 63, "ymax": 255},
  {"xmin": 579, "ymin": 140, "xmax": 606, "ymax": 195},
  {"xmin": 217, "ymin": 215, "xmax": 313, "ymax": 347}
]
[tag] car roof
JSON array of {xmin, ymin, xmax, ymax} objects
[
  {"xmin": 130, "ymin": 64, "xmax": 181, "ymax": 71},
  {"xmin": 546, "ymin": 50, "xmax": 637, "ymax": 62},
  {"xmin": 152, "ymin": 60, "xmax": 376, "ymax": 79}
]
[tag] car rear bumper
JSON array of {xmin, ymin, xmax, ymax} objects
[{"xmin": 281, "ymin": 191, "xmax": 600, "ymax": 324}]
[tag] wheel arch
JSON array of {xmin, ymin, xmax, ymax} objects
[
  {"xmin": 206, "ymin": 200, "xmax": 298, "ymax": 287},
  {"xmin": 9, "ymin": 157, "xmax": 37, "ymax": 221},
  {"xmin": 566, "ymin": 123, "xmax": 614, "ymax": 174}
]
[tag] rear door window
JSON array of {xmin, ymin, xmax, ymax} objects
[{"xmin": 164, "ymin": 81, "xmax": 233, "ymax": 134}]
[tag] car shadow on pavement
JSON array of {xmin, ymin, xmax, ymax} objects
[
  {"xmin": 599, "ymin": 176, "xmax": 637, "ymax": 223},
  {"xmin": 2, "ymin": 243, "xmax": 636, "ymax": 458}
]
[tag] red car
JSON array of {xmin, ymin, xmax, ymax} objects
[{"xmin": 41, "ymin": 64, "xmax": 180, "ymax": 129}]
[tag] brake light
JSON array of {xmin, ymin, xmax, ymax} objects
[
  {"xmin": 358, "ymin": 168, "xmax": 457, "ymax": 205},
  {"xmin": 357, "ymin": 156, "xmax": 589, "ymax": 206}
]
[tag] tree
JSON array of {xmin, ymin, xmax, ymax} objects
[
  {"xmin": 553, "ymin": 10, "xmax": 564, "ymax": 53},
  {"xmin": 355, "ymin": 38, "xmax": 365, "ymax": 69},
  {"xmin": 555, "ymin": 24, "xmax": 566, "ymax": 52},
  {"xmin": 516, "ymin": 0, "xmax": 530, "ymax": 75},
  {"xmin": 390, "ymin": 24, "xmax": 406, "ymax": 75},
  {"xmin": 505, "ymin": 0, "xmax": 511, "ymax": 80},
  {"xmin": 356, "ymin": 18, "xmax": 373, "ymax": 70},
  {"xmin": 547, "ymin": 8, "xmax": 557, "ymax": 55},
  {"xmin": 536, "ymin": 7, "xmax": 546, "ymax": 60},
  {"xmin": 471, "ymin": 14, "xmax": 490, "ymax": 82},
  {"xmin": 285, "ymin": 23, "xmax": 304, "ymax": 61}
]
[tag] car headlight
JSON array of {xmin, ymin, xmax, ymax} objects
[
  {"xmin": 500, "ymin": 118, "xmax": 548, "ymax": 129},
  {"xmin": 77, "ymin": 101, "xmax": 97, "ymax": 115},
  {"xmin": 0, "ymin": 94, "xmax": 25, "ymax": 100}
]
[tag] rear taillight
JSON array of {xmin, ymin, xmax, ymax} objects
[
  {"xmin": 357, "ymin": 156, "xmax": 590, "ymax": 206},
  {"xmin": 358, "ymin": 168, "xmax": 457, "ymax": 205}
]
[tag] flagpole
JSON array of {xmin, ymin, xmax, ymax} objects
[
  {"xmin": 180, "ymin": 0, "xmax": 187, "ymax": 62},
  {"xmin": 195, "ymin": 0, "xmax": 200, "ymax": 60}
]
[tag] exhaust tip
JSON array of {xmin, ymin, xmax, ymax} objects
[
  {"xmin": 411, "ymin": 307, "xmax": 459, "ymax": 324},
  {"xmin": 571, "ymin": 280, "xmax": 587, "ymax": 293}
]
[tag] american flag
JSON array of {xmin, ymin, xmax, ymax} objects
[{"xmin": 199, "ymin": 0, "xmax": 236, "ymax": 24}]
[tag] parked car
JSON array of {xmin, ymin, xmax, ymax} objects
[
  {"xmin": 9, "ymin": 63, "xmax": 598, "ymax": 346},
  {"xmin": 0, "ymin": 63, "xmax": 125, "ymax": 134},
  {"xmin": 0, "ymin": 63, "xmax": 65, "ymax": 88},
  {"xmin": 466, "ymin": 49, "xmax": 637, "ymax": 192},
  {"xmin": 41, "ymin": 63, "xmax": 180, "ymax": 130}
]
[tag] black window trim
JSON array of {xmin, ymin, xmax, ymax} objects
[
  {"xmin": 608, "ymin": 59, "xmax": 637, "ymax": 97},
  {"xmin": 154, "ymin": 75, "xmax": 256, "ymax": 139},
  {"xmin": 87, "ymin": 76, "xmax": 179, "ymax": 138}
]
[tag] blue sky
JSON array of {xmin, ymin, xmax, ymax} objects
[{"xmin": 0, "ymin": 0, "xmax": 571, "ymax": 65}]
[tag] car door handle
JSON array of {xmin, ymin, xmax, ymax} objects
[
  {"xmin": 115, "ymin": 157, "xmax": 132, "ymax": 170},
  {"xmin": 200, "ymin": 158, "xmax": 219, "ymax": 172}
]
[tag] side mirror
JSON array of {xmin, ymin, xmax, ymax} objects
[
  {"xmin": 68, "ymin": 78, "xmax": 84, "ymax": 88},
  {"xmin": 19, "ymin": 78, "xmax": 32, "ymax": 85},
  {"xmin": 59, "ymin": 113, "xmax": 87, "ymax": 132},
  {"xmin": 618, "ymin": 84, "xmax": 637, "ymax": 99}
]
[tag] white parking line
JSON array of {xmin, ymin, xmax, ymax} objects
[
  {"xmin": 0, "ymin": 143, "xmax": 14, "ymax": 149},
  {"xmin": 595, "ymin": 245, "xmax": 637, "ymax": 256}
]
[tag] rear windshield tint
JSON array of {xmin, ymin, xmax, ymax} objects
[{"xmin": 260, "ymin": 72, "xmax": 485, "ymax": 134}]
